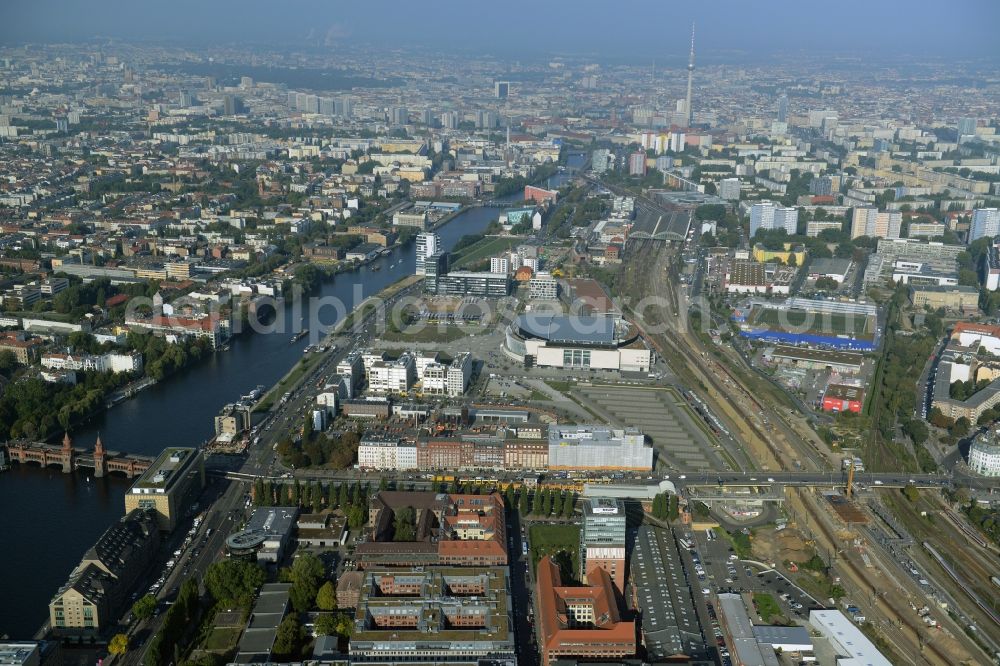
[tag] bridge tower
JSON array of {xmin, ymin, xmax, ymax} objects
[
  {"xmin": 60, "ymin": 431, "xmax": 74, "ymax": 473},
  {"xmin": 93, "ymin": 434, "xmax": 106, "ymax": 478}
]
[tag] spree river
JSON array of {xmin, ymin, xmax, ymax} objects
[{"xmin": 0, "ymin": 203, "xmax": 510, "ymax": 638}]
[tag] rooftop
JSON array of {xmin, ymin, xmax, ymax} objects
[
  {"xmin": 128, "ymin": 447, "xmax": 200, "ymax": 493},
  {"xmin": 809, "ymin": 610, "xmax": 892, "ymax": 666},
  {"xmin": 515, "ymin": 313, "xmax": 618, "ymax": 345},
  {"xmin": 0, "ymin": 643, "xmax": 39, "ymax": 666}
]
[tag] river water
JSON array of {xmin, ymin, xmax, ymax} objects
[{"xmin": 0, "ymin": 203, "xmax": 509, "ymax": 638}]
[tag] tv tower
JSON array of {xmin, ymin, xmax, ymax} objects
[{"xmin": 685, "ymin": 22, "xmax": 695, "ymax": 127}]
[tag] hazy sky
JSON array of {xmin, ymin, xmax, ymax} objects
[{"xmin": 2, "ymin": 0, "xmax": 998, "ymax": 61}]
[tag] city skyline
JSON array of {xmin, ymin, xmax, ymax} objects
[
  {"xmin": 1, "ymin": 0, "xmax": 998, "ymax": 60},
  {"xmin": 0, "ymin": 4, "xmax": 999, "ymax": 665}
]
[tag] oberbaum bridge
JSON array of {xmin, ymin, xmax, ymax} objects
[{"xmin": 3, "ymin": 432, "xmax": 153, "ymax": 478}]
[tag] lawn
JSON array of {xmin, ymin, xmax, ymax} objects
[
  {"xmin": 544, "ymin": 379, "xmax": 574, "ymax": 394},
  {"xmin": 380, "ymin": 324, "xmax": 476, "ymax": 343},
  {"xmin": 752, "ymin": 593, "xmax": 783, "ymax": 622},
  {"xmin": 204, "ymin": 626, "xmax": 242, "ymax": 651},
  {"xmin": 728, "ymin": 529, "xmax": 753, "ymax": 558},
  {"xmin": 255, "ymin": 354, "xmax": 322, "ymax": 412},
  {"xmin": 451, "ymin": 236, "xmax": 521, "ymax": 269},
  {"xmin": 528, "ymin": 524, "xmax": 580, "ymax": 579}
]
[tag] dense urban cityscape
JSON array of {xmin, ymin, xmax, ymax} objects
[{"xmin": 1, "ymin": 3, "xmax": 999, "ymax": 666}]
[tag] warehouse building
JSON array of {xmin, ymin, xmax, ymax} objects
[
  {"xmin": 809, "ymin": 610, "xmax": 891, "ymax": 666},
  {"xmin": 629, "ymin": 525, "xmax": 704, "ymax": 660}
]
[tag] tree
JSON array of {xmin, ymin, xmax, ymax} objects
[
  {"xmin": 204, "ymin": 560, "xmax": 264, "ymax": 607},
  {"xmin": 928, "ymin": 407, "xmax": 953, "ymax": 430},
  {"xmin": 552, "ymin": 491, "xmax": 564, "ymax": 517},
  {"xmin": 316, "ymin": 581, "xmax": 337, "ymax": 611},
  {"xmin": 518, "ymin": 491, "xmax": 529, "ymax": 515},
  {"xmin": 0, "ymin": 350, "xmax": 17, "ymax": 376},
  {"xmin": 132, "ymin": 594, "xmax": 158, "ymax": 621},
  {"xmin": 393, "ymin": 507, "xmax": 417, "ymax": 541},
  {"xmin": 531, "ymin": 490, "xmax": 543, "ymax": 515},
  {"xmin": 314, "ymin": 612, "xmax": 339, "ymax": 636},
  {"xmin": 952, "ymin": 416, "xmax": 971, "ymax": 438},
  {"xmin": 109, "ymin": 633, "xmax": 129, "ymax": 655},
  {"xmin": 311, "ymin": 481, "xmax": 324, "ymax": 512},
  {"xmin": 562, "ymin": 492, "xmax": 575, "ymax": 518},
  {"xmin": 272, "ymin": 614, "xmax": 305, "ymax": 660},
  {"xmin": 902, "ymin": 484, "xmax": 920, "ymax": 502},
  {"xmin": 289, "ymin": 552, "xmax": 325, "ymax": 612},
  {"xmin": 901, "ymin": 418, "xmax": 929, "ymax": 446},
  {"xmin": 651, "ymin": 493, "xmax": 668, "ymax": 520}
]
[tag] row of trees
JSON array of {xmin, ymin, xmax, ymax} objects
[
  {"xmin": 502, "ymin": 485, "xmax": 576, "ymax": 519},
  {"xmin": 144, "ymin": 579, "xmax": 200, "ymax": 666},
  {"xmin": 650, "ymin": 492, "xmax": 680, "ymax": 522},
  {"xmin": 871, "ymin": 286, "xmax": 940, "ymax": 473},
  {"xmin": 253, "ymin": 478, "xmax": 369, "ymax": 528}
]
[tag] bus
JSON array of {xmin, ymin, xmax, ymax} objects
[{"xmin": 522, "ymin": 542, "xmax": 528, "ymax": 557}]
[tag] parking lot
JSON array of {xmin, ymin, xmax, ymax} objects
[
  {"xmin": 683, "ymin": 526, "xmax": 820, "ymax": 624},
  {"xmin": 575, "ymin": 384, "xmax": 733, "ymax": 472}
]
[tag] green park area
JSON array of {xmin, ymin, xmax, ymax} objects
[
  {"xmin": 528, "ymin": 524, "xmax": 580, "ymax": 580},
  {"xmin": 753, "ymin": 593, "xmax": 783, "ymax": 622},
  {"xmin": 451, "ymin": 236, "xmax": 521, "ymax": 269}
]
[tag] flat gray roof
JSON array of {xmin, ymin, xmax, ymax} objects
[
  {"xmin": 129, "ymin": 447, "xmax": 200, "ymax": 492},
  {"xmin": 515, "ymin": 314, "xmax": 617, "ymax": 345},
  {"xmin": 753, "ymin": 624, "xmax": 813, "ymax": 649},
  {"xmin": 810, "ymin": 257, "xmax": 852, "ymax": 275}
]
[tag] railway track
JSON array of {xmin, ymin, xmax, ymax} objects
[
  {"xmin": 625, "ymin": 241, "xmax": 970, "ymax": 663},
  {"xmin": 797, "ymin": 491, "xmax": 958, "ymax": 665},
  {"xmin": 943, "ymin": 508, "xmax": 992, "ymax": 551},
  {"xmin": 923, "ymin": 541, "xmax": 1000, "ymax": 630},
  {"xmin": 626, "ymin": 242, "xmax": 793, "ymax": 470}
]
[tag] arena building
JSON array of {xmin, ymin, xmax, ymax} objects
[{"xmin": 503, "ymin": 314, "xmax": 651, "ymax": 372}]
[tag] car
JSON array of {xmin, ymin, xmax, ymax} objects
[{"xmin": 701, "ymin": 587, "xmax": 711, "ymax": 595}]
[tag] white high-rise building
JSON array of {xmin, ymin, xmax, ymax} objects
[
  {"xmin": 719, "ymin": 178, "xmax": 741, "ymax": 201},
  {"xmin": 851, "ymin": 207, "xmax": 902, "ymax": 240},
  {"xmin": 490, "ymin": 256, "xmax": 509, "ymax": 274},
  {"xmin": 970, "ymin": 208, "xmax": 1000, "ymax": 244},
  {"xmin": 415, "ymin": 232, "xmax": 440, "ymax": 275},
  {"xmin": 750, "ymin": 202, "xmax": 797, "ymax": 237}
]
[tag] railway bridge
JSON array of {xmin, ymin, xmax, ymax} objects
[{"xmin": 4, "ymin": 432, "xmax": 154, "ymax": 478}]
